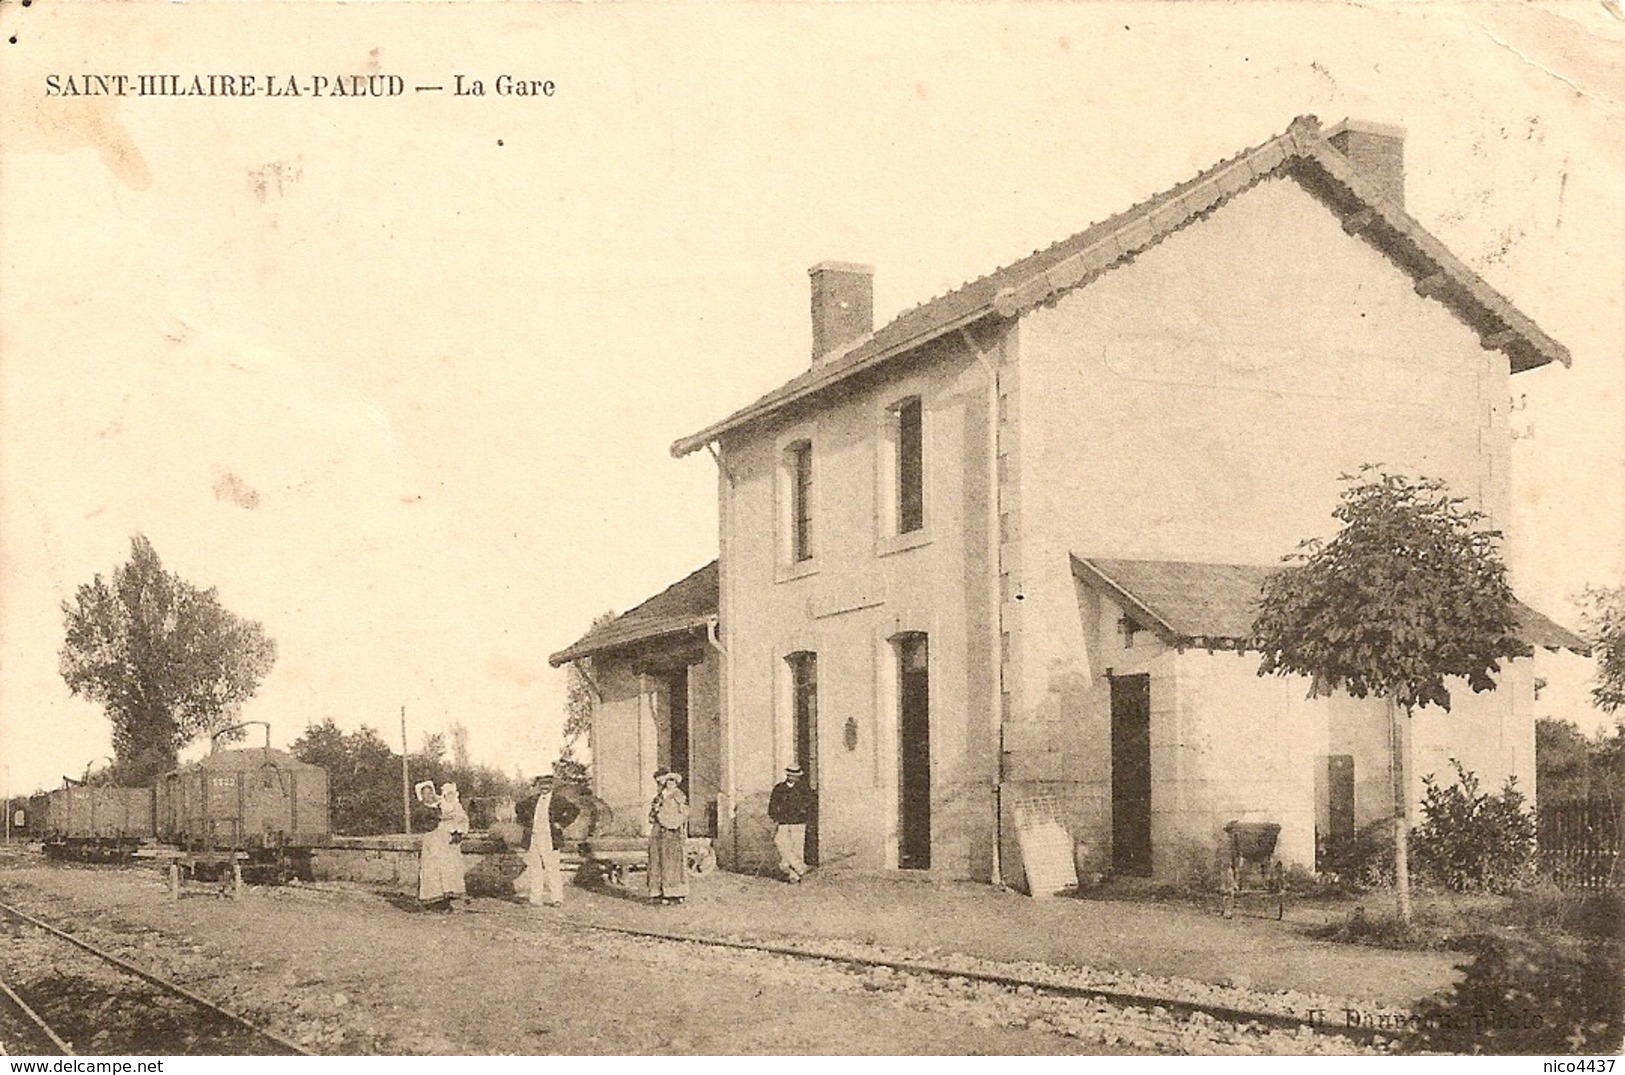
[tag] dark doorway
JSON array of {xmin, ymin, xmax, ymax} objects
[
  {"xmin": 667, "ymin": 667, "xmax": 690, "ymax": 795},
  {"xmin": 788, "ymin": 652, "xmax": 819, "ymax": 866},
  {"xmin": 1326, "ymin": 754, "xmax": 1355, "ymax": 844},
  {"xmin": 898, "ymin": 633, "xmax": 931, "ymax": 870},
  {"xmin": 1110, "ymin": 672, "xmax": 1152, "ymax": 876}
]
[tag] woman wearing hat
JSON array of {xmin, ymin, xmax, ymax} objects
[{"xmin": 646, "ymin": 769, "xmax": 689, "ymax": 905}]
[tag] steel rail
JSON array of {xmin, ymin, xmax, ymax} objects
[
  {"xmin": 0, "ymin": 974, "xmax": 74, "ymax": 1055},
  {"xmin": 561, "ymin": 918, "xmax": 1394, "ymax": 1047},
  {"xmin": 0, "ymin": 899, "xmax": 313, "ymax": 1056}
]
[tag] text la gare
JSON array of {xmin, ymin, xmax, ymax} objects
[{"xmin": 454, "ymin": 75, "xmax": 555, "ymax": 97}]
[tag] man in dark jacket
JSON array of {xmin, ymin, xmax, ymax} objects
[
  {"xmin": 516, "ymin": 775, "xmax": 582, "ymax": 849},
  {"xmin": 516, "ymin": 774, "xmax": 581, "ymax": 906},
  {"xmin": 768, "ymin": 765, "xmax": 812, "ymax": 882}
]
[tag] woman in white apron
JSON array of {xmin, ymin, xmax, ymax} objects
[{"xmin": 417, "ymin": 780, "xmax": 469, "ymax": 909}]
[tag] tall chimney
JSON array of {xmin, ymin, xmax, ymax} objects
[
  {"xmin": 809, "ymin": 261, "xmax": 874, "ymax": 362},
  {"xmin": 1325, "ymin": 119, "xmax": 1406, "ymax": 210}
]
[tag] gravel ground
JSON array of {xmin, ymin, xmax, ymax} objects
[
  {"xmin": 0, "ymin": 917, "xmax": 288, "ymax": 1055},
  {"xmin": 0, "ymin": 856, "xmax": 1398, "ymax": 1055},
  {"xmin": 574, "ymin": 868, "xmax": 1462, "ymax": 1007}
]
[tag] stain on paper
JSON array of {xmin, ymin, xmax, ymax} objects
[
  {"xmin": 20, "ymin": 95, "xmax": 151, "ymax": 190},
  {"xmin": 213, "ymin": 470, "xmax": 262, "ymax": 510}
]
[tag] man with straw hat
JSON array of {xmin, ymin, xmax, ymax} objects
[
  {"xmin": 517, "ymin": 772, "xmax": 575, "ymax": 907},
  {"xmin": 769, "ymin": 764, "xmax": 812, "ymax": 883}
]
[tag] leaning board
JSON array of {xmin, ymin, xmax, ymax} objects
[{"xmin": 1013, "ymin": 805, "xmax": 1077, "ymax": 898}]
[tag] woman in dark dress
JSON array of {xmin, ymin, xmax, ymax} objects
[{"xmin": 646, "ymin": 769, "xmax": 689, "ymax": 905}]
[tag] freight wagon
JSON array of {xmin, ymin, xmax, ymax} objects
[
  {"xmin": 23, "ymin": 723, "xmax": 332, "ymax": 882},
  {"xmin": 37, "ymin": 785, "xmax": 156, "ymax": 862},
  {"xmin": 157, "ymin": 739, "xmax": 329, "ymax": 880}
]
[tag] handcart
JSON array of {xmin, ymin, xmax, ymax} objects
[{"xmin": 1221, "ymin": 819, "xmax": 1285, "ymax": 920}]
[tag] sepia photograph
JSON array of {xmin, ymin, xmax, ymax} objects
[{"xmin": 0, "ymin": 0, "xmax": 1621, "ymax": 1060}]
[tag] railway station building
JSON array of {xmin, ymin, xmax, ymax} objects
[{"xmin": 551, "ymin": 116, "xmax": 1586, "ymax": 889}]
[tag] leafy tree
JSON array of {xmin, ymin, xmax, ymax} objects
[
  {"xmin": 1578, "ymin": 585, "xmax": 1625, "ymax": 714},
  {"xmin": 291, "ymin": 719, "xmax": 403, "ymax": 835},
  {"xmin": 1538, "ymin": 717, "xmax": 1597, "ymax": 806},
  {"xmin": 1536, "ymin": 717, "xmax": 1624, "ymax": 810},
  {"xmin": 555, "ymin": 611, "xmax": 616, "ymax": 786},
  {"xmin": 1252, "ymin": 469, "xmax": 1528, "ymax": 921},
  {"xmin": 59, "ymin": 535, "xmax": 277, "ymax": 784},
  {"xmin": 418, "ymin": 731, "xmax": 446, "ymax": 768},
  {"xmin": 291, "ymin": 720, "xmax": 528, "ymax": 835},
  {"xmin": 406, "ymin": 730, "xmax": 529, "ymax": 832}
]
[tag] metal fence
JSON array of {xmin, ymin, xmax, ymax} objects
[{"xmin": 1538, "ymin": 801, "xmax": 1623, "ymax": 889}]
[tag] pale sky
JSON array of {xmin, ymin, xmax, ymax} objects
[{"xmin": 2, "ymin": 2, "xmax": 1621, "ymax": 796}]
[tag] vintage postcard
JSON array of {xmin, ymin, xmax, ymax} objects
[{"xmin": 1, "ymin": 0, "xmax": 1621, "ymax": 1060}]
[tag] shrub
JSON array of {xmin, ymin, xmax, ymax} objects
[
  {"xmin": 1319, "ymin": 820, "xmax": 1396, "ymax": 889},
  {"xmin": 1309, "ymin": 902, "xmax": 1429, "ymax": 949},
  {"xmin": 1409, "ymin": 934, "xmax": 1624, "ymax": 1053},
  {"xmin": 1413, "ymin": 760, "xmax": 1536, "ymax": 894}
]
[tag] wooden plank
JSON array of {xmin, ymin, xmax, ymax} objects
[{"xmin": 1013, "ymin": 806, "xmax": 1077, "ymax": 899}]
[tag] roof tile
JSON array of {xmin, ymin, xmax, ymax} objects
[
  {"xmin": 1071, "ymin": 556, "xmax": 1588, "ymax": 654},
  {"xmin": 548, "ymin": 561, "xmax": 719, "ymax": 666},
  {"xmin": 673, "ymin": 115, "xmax": 1569, "ymax": 457}
]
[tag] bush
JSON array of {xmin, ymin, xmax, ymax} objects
[
  {"xmin": 1413, "ymin": 760, "xmax": 1536, "ymax": 894},
  {"xmin": 1319, "ymin": 820, "xmax": 1396, "ymax": 889},
  {"xmin": 1410, "ymin": 935, "xmax": 1624, "ymax": 1053},
  {"xmin": 1309, "ymin": 902, "xmax": 1433, "ymax": 949}
]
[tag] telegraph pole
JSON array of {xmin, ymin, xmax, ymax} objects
[{"xmin": 400, "ymin": 705, "xmax": 412, "ymax": 835}]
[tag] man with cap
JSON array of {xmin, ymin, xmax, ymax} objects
[
  {"xmin": 517, "ymin": 773, "xmax": 577, "ymax": 906},
  {"xmin": 768, "ymin": 764, "xmax": 813, "ymax": 883}
]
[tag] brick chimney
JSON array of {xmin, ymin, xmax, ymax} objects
[
  {"xmin": 1325, "ymin": 119, "xmax": 1406, "ymax": 209},
  {"xmin": 809, "ymin": 261, "xmax": 873, "ymax": 362}
]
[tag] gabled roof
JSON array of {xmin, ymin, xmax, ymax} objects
[
  {"xmin": 1070, "ymin": 556, "xmax": 1589, "ymax": 654},
  {"xmin": 673, "ymin": 115, "xmax": 1570, "ymax": 457},
  {"xmin": 548, "ymin": 561, "xmax": 718, "ymax": 666}
]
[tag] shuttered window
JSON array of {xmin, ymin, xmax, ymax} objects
[
  {"xmin": 791, "ymin": 441, "xmax": 813, "ymax": 562},
  {"xmin": 897, "ymin": 397, "xmax": 923, "ymax": 534}
]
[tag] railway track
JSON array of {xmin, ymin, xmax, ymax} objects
[
  {"xmin": 0, "ymin": 974, "xmax": 75, "ymax": 1056},
  {"xmin": 418, "ymin": 903, "xmax": 1389, "ymax": 1052},
  {"xmin": 261, "ymin": 880, "xmax": 1398, "ymax": 1051},
  {"xmin": 0, "ymin": 899, "xmax": 312, "ymax": 1057},
  {"xmin": 0, "ymin": 868, "xmax": 1397, "ymax": 1055},
  {"xmin": 571, "ymin": 919, "xmax": 1390, "ymax": 1046}
]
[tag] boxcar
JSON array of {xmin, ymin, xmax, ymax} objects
[{"xmin": 157, "ymin": 746, "xmax": 329, "ymax": 877}]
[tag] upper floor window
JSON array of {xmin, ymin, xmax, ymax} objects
[
  {"xmin": 789, "ymin": 440, "xmax": 814, "ymax": 563},
  {"xmin": 896, "ymin": 397, "xmax": 923, "ymax": 534},
  {"xmin": 878, "ymin": 395, "xmax": 927, "ymax": 549}
]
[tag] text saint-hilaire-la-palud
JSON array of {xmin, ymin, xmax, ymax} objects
[{"xmin": 44, "ymin": 74, "xmax": 555, "ymax": 98}]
